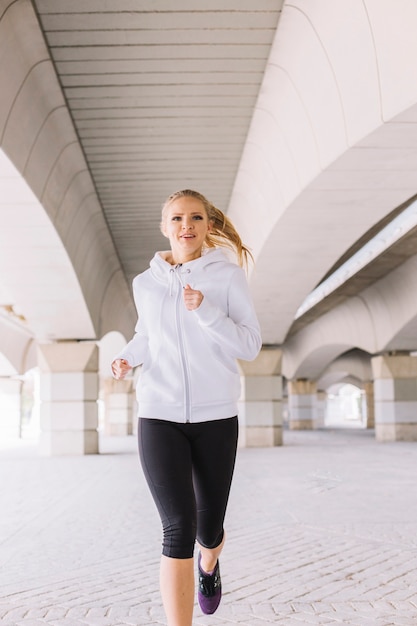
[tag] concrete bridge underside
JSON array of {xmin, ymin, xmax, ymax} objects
[{"xmin": 2, "ymin": 0, "xmax": 417, "ymax": 449}]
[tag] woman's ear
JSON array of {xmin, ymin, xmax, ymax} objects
[{"xmin": 160, "ymin": 221, "xmax": 168, "ymax": 238}]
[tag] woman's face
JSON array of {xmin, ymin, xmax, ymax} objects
[{"xmin": 161, "ymin": 196, "xmax": 212, "ymax": 263}]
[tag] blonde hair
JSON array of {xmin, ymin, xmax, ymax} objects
[{"xmin": 161, "ymin": 189, "xmax": 253, "ymax": 268}]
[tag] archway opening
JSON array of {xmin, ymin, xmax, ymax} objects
[{"xmin": 325, "ymin": 383, "xmax": 366, "ymax": 429}]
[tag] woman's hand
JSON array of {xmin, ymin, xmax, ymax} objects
[
  {"xmin": 111, "ymin": 358, "xmax": 132, "ymax": 380},
  {"xmin": 183, "ymin": 284, "xmax": 204, "ymax": 311}
]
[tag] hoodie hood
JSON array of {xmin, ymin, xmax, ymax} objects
[{"xmin": 149, "ymin": 247, "xmax": 233, "ymax": 285}]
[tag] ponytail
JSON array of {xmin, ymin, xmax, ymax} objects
[{"xmin": 161, "ymin": 189, "xmax": 253, "ymax": 269}]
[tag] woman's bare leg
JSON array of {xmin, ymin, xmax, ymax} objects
[
  {"xmin": 160, "ymin": 555, "xmax": 194, "ymax": 626},
  {"xmin": 198, "ymin": 532, "xmax": 225, "ymax": 573}
]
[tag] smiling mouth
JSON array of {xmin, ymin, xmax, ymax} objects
[{"xmin": 181, "ymin": 234, "xmax": 195, "ymax": 238}]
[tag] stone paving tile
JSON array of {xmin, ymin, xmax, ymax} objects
[
  {"xmin": 1, "ymin": 601, "xmax": 417, "ymax": 625},
  {"xmin": 1, "ymin": 429, "xmax": 417, "ymax": 624}
]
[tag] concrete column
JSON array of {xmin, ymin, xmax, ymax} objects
[
  {"xmin": 102, "ymin": 377, "xmax": 134, "ymax": 436},
  {"xmin": 287, "ymin": 379, "xmax": 317, "ymax": 430},
  {"xmin": 238, "ymin": 348, "xmax": 283, "ymax": 447},
  {"xmin": 38, "ymin": 342, "xmax": 99, "ymax": 455},
  {"xmin": 371, "ymin": 354, "xmax": 417, "ymax": 442},
  {"xmin": 0, "ymin": 377, "xmax": 22, "ymax": 438},
  {"xmin": 364, "ymin": 381, "xmax": 375, "ymax": 429},
  {"xmin": 316, "ymin": 390, "xmax": 326, "ymax": 428}
]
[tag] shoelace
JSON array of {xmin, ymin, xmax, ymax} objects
[{"xmin": 199, "ymin": 566, "xmax": 220, "ymax": 597}]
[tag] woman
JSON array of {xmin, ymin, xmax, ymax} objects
[{"xmin": 112, "ymin": 189, "xmax": 261, "ymax": 626}]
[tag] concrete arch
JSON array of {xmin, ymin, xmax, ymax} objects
[
  {"xmin": 228, "ymin": 0, "xmax": 417, "ymax": 344},
  {"xmin": 283, "ymin": 251, "xmax": 417, "ymax": 380},
  {"xmin": 363, "ymin": 255, "xmax": 417, "ymax": 352},
  {"xmin": 317, "ymin": 350, "xmax": 372, "ymax": 391},
  {"xmin": 284, "ymin": 342, "xmax": 357, "ymax": 382},
  {"xmin": 323, "ymin": 376, "xmax": 364, "ymax": 391},
  {"xmin": 0, "ymin": 0, "xmax": 135, "ymax": 342},
  {"xmin": 0, "ymin": 351, "xmax": 16, "ymax": 377},
  {"xmin": 0, "ymin": 316, "xmax": 36, "ymax": 376},
  {"xmin": 282, "ymin": 294, "xmax": 377, "ymax": 380}
]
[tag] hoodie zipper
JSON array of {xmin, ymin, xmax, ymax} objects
[{"xmin": 174, "ymin": 264, "xmax": 191, "ymax": 423}]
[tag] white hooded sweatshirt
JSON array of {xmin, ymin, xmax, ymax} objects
[{"xmin": 115, "ymin": 248, "xmax": 262, "ymax": 423}]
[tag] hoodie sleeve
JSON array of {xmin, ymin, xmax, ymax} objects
[
  {"xmin": 112, "ymin": 277, "xmax": 149, "ymax": 367},
  {"xmin": 193, "ymin": 267, "xmax": 262, "ymax": 361}
]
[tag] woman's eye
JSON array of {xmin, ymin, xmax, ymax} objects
[
  {"xmin": 193, "ymin": 215, "xmax": 203, "ymax": 220},
  {"xmin": 172, "ymin": 216, "xmax": 181, "ymax": 221}
]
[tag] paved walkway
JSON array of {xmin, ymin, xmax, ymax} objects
[{"xmin": 1, "ymin": 428, "xmax": 417, "ymax": 625}]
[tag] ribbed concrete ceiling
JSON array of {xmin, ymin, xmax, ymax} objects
[{"xmin": 32, "ymin": 0, "xmax": 283, "ymax": 284}]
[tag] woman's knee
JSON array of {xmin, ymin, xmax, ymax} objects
[
  {"xmin": 161, "ymin": 515, "xmax": 197, "ymax": 559},
  {"xmin": 197, "ymin": 528, "xmax": 224, "ymax": 551}
]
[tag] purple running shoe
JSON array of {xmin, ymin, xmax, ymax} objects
[{"xmin": 197, "ymin": 552, "xmax": 222, "ymax": 615}]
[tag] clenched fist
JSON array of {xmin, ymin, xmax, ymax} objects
[
  {"xmin": 111, "ymin": 358, "xmax": 132, "ymax": 380},
  {"xmin": 183, "ymin": 284, "xmax": 204, "ymax": 311}
]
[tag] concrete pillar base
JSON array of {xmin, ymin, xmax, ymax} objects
[
  {"xmin": 238, "ymin": 348, "xmax": 283, "ymax": 447},
  {"xmin": 376, "ymin": 423, "xmax": 417, "ymax": 442},
  {"xmin": 102, "ymin": 378, "xmax": 134, "ymax": 436},
  {"xmin": 288, "ymin": 380, "xmax": 317, "ymax": 430},
  {"xmin": 289, "ymin": 419, "xmax": 314, "ymax": 431},
  {"xmin": 241, "ymin": 425, "xmax": 282, "ymax": 447},
  {"xmin": 372, "ymin": 354, "xmax": 417, "ymax": 442},
  {"xmin": 108, "ymin": 425, "xmax": 131, "ymax": 437},
  {"xmin": 364, "ymin": 381, "xmax": 375, "ymax": 429},
  {"xmin": 315, "ymin": 390, "xmax": 326, "ymax": 429},
  {"xmin": 40, "ymin": 430, "xmax": 98, "ymax": 456},
  {"xmin": 38, "ymin": 342, "xmax": 99, "ymax": 456}
]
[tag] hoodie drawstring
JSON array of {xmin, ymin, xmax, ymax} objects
[
  {"xmin": 170, "ymin": 264, "xmax": 191, "ymax": 295},
  {"xmin": 169, "ymin": 268, "xmax": 175, "ymax": 297}
]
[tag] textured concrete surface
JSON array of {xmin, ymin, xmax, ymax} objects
[{"xmin": 1, "ymin": 428, "xmax": 417, "ymax": 625}]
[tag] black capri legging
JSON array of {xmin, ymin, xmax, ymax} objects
[{"xmin": 138, "ymin": 416, "xmax": 238, "ymax": 559}]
